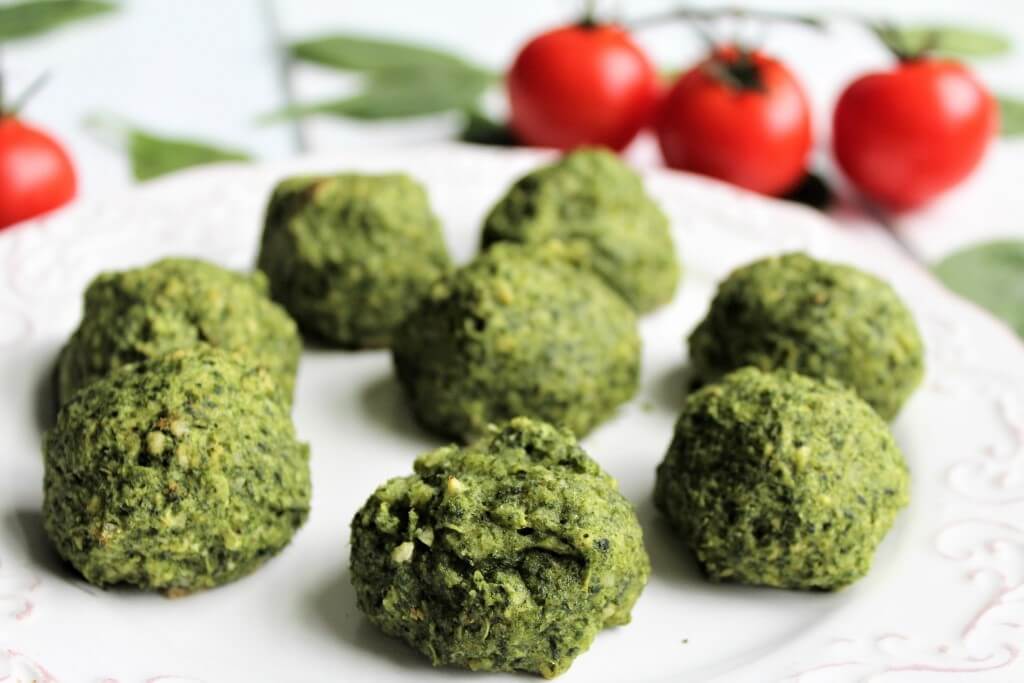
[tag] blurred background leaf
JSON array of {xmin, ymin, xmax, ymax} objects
[
  {"xmin": 871, "ymin": 24, "xmax": 1011, "ymax": 58},
  {"xmin": 0, "ymin": 0, "xmax": 116, "ymax": 42},
  {"xmin": 129, "ymin": 130, "xmax": 251, "ymax": 181},
  {"xmin": 267, "ymin": 33, "xmax": 497, "ymax": 122},
  {"xmin": 85, "ymin": 114, "xmax": 251, "ymax": 181},
  {"xmin": 998, "ymin": 96, "xmax": 1024, "ymax": 136},
  {"xmin": 266, "ymin": 66, "xmax": 493, "ymax": 121},
  {"xmin": 291, "ymin": 34, "xmax": 480, "ymax": 74},
  {"xmin": 933, "ymin": 240, "xmax": 1024, "ymax": 338}
]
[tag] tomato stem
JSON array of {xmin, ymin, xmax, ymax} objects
[
  {"xmin": 919, "ymin": 31, "xmax": 942, "ymax": 56},
  {"xmin": 579, "ymin": 0, "xmax": 599, "ymax": 29},
  {"xmin": 703, "ymin": 48, "xmax": 765, "ymax": 92},
  {"xmin": 873, "ymin": 23, "xmax": 910, "ymax": 60},
  {"xmin": 691, "ymin": 22, "xmax": 718, "ymax": 53},
  {"xmin": 870, "ymin": 22, "xmax": 939, "ymax": 62}
]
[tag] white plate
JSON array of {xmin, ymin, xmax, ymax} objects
[{"xmin": 1, "ymin": 145, "xmax": 1022, "ymax": 683}]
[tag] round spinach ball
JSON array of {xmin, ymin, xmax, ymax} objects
[
  {"xmin": 44, "ymin": 347, "xmax": 311, "ymax": 594},
  {"xmin": 482, "ymin": 148, "xmax": 680, "ymax": 313},
  {"xmin": 392, "ymin": 243, "xmax": 640, "ymax": 442},
  {"xmin": 688, "ymin": 252, "xmax": 925, "ymax": 420},
  {"xmin": 57, "ymin": 257, "xmax": 301, "ymax": 407},
  {"xmin": 257, "ymin": 173, "xmax": 452, "ymax": 348},
  {"xmin": 350, "ymin": 417, "xmax": 650, "ymax": 677},
  {"xmin": 655, "ymin": 367, "xmax": 910, "ymax": 590}
]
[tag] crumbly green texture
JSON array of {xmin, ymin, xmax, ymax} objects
[
  {"xmin": 655, "ymin": 367, "xmax": 910, "ymax": 590},
  {"xmin": 481, "ymin": 148, "xmax": 680, "ymax": 313},
  {"xmin": 688, "ymin": 253, "xmax": 925, "ymax": 420},
  {"xmin": 57, "ymin": 258, "xmax": 301, "ymax": 407},
  {"xmin": 257, "ymin": 172, "xmax": 452, "ymax": 348},
  {"xmin": 392, "ymin": 243, "xmax": 640, "ymax": 442},
  {"xmin": 43, "ymin": 347, "xmax": 311, "ymax": 593},
  {"xmin": 350, "ymin": 417, "xmax": 650, "ymax": 678}
]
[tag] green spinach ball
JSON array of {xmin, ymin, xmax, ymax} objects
[
  {"xmin": 688, "ymin": 252, "xmax": 925, "ymax": 419},
  {"xmin": 392, "ymin": 243, "xmax": 640, "ymax": 442},
  {"xmin": 655, "ymin": 367, "xmax": 910, "ymax": 590},
  {"xmin": 44, "ymin": 347, "xmax": 311, "ymax": 594},
  {"xmin": 482, "ymin": 148, "xmax": 680, "ymax": 313},
  {"xmin": 257, "ymin": 172, "xmax": 452, "ymax": 348},
  {"xmin": 350, "ymin": 417, "xmax": 650, "ymax": 678},
  {"xmin": 57, "ymin": 257, "xmax": 301, "ymax": 406}
]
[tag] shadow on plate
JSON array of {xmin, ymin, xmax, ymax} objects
[
  {"xmin": 646, "ymin": 362, "xmax": 697, "ymax": 416},
  {"xmin": 5, "ymin": 507, "xmax": 85, "ymax": 587},
  {"xmin": 633, "ymin": 496, "xmax": 707, "ymax": 588},
  {"xmin": 299, "ymin": 327, "xmax": 389, "ymax": 352},
  {"xmin": 299, "ymin": 329, "xmax": 343, "ymax": 352},
  {"xmin": 307, "ymin": 505, "xmax": 714, "ymax": 674},
  {"xmin": 637, "ymin": 496, "xmax": 851, "ymax": 603},
  {"xmin": 359, "ymin": 373, "xmax": 438, "ymax": 446},
  {"xmin": 35, "ymin": 354, "xmax": 60, "ymax": 436},
  {"xmin": 308, "ymin": 567, "xmax": 473, "ymax": 677}
]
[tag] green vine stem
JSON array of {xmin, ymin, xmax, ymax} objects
[
  {"xmin": 6, "ymin": 72, "xmax": 49, "ymax": 117},
  {"xmin": 0, "ymin": 67, "xmax": 50, "ymax": 118},
  {"xmin": 630, "ymin": 5, "xmax": 824, "ymax": 31}
]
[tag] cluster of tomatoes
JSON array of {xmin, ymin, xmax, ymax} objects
[
  {"xmin": 507, "ymin": 21, "xmax": 998, "ymax": 210},
  {"xmin": 0, "ymin": 17, "xmax": 999, "ymax": 231}
]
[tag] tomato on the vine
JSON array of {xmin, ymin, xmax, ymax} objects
[
  {"xmin": 656, "ymin": 46, "xmax": 813, "ymax": 196},
  {"xmin": 833, "ymin": 58, "xmax": 997, "ymax": 210},
  {"xmin": 507, "ymin": 22, "xmax": 660, "ymax": 151},
  {"xmin": 0, "ymin": 116, "xmax": 77, "ymax": 230}
]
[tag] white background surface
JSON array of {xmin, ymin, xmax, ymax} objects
[
  {"xmin": 3, "ymin": 4, "xmax": 1024, "ymax": 680},
  {"xmin": 3, "ymin": 0, "xmax": 1024, "ymax": 260}
]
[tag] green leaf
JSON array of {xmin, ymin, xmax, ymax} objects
[
  {"xmin": 264, "ymin": 67, "xmax": 494, "ymax": 122},
  {"xmin": 129, "ymin": 130, "xmax": 251, "ymax": 181},
  {"xmin": 272, "ymin": 33, "xmax": 498, "ymax": 122},
  {"xmin": 871, "ymin": 24, "xmax": 1011, "ymax": 59},
  {"xmin": 998, "ymin": 96, "xmax": 1024, "ymax": 136},
  {"xmin": 933, "ymin": 240, "xmax": 1024, "ymax": 338},
  {"xmin": 929, "ymin": 26, "xmax": 1012, "ymax": 57},
  {"xmin": 0, "ymin": 0, "xmax": 116, "ymax": 42},
  {"xmin": 290, "ymin": 33, "xmax": 484, "ymax": 75},
  {"xmin": 84, "ymin": 114, "xmax": 251, "ymax": 181}
]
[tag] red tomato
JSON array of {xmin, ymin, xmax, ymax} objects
[
  {"xmin": 833, "ymin": 59, "xmax": 997, "ymax": 210},
  {"xmin": 507, "ymin": 23, "xmax": 660, "ymax": 151},
  {"xmin": 0, "ymin": 116, "xmax": 77, "ymax": 230},
  {"xmin": 656, "ymin": 47, "xmax": 813, "ymax": 196}
]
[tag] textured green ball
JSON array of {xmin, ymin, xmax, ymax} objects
[
  {"xmin": 44, "ymin": 347, "xmax": 311, "ymax": 594},
  {"xmin": 57, "ymin": 258, "xmax": 301, "ymax": 406},
  {"xmin": 655, "ymin": 367, "xmax": 910, "ymax": 590},
  {"xmin": 688, "ymin": 252, "xmax": 925, "ymax": 419},
  {"xmin": 481, "ymin": 148, "xmax": 680, "ymax": 313},
  {"xmin": 350, "ymin": 417, "xmax": 650, "ymax": 678},
  {"xmin": 257, "ymin": 173, "xmax": 452, "ymax": 348},
  {"xmin": 392, "ymin": 243, "xmax": 640, "ymax": 442}
]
